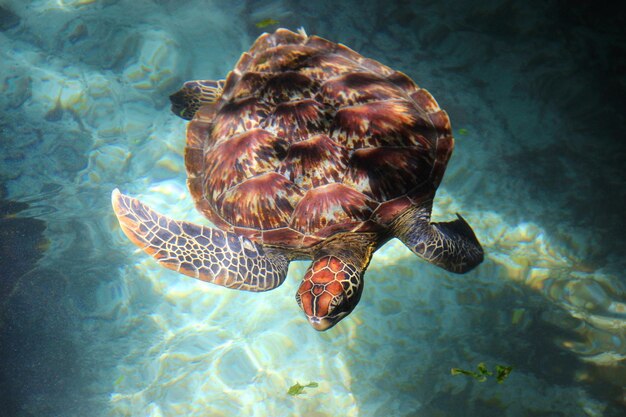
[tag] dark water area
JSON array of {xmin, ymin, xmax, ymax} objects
[{"xmin": 1, "ymin": 1, "xmax": 625, "ymax": 416}]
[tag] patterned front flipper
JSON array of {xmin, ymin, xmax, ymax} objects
[{"xmin": 111, "ymin": 189, "xmax": 289, "ymax": 292}]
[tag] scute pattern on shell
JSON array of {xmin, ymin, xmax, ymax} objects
[{"xmin": 184, "ymin": 29, "xmax": 454, "ymax": 248}]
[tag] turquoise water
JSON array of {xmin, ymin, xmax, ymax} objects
[{"xmin": 1, "ymin": 1, "xmax": 625, "ymax": 416}]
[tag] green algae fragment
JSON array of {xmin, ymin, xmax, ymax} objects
[
  {"xmin": 495, "ymin": 365, "xmax": 513, "ymax": 383},
  {"xmin": 451, "ymin": 363, "xmax": 512, "ymax": 383},
  {"xmin": 288, "ymin": 381, "xmax": 319, "ymax": 396},
  {"xmin": 451, "ymin": 367, "xmax": 487, "ymax": 382},
  {"xmin": 458, "ymin": 128, "xmax": 469, "ymax": 135},
  {"xmin": 511, "ymin": 308, "xmax": 525, "ymax": 325},
  {"xmin": 255, "ymin": 18, "xmax": 279, "ymax": 28}
]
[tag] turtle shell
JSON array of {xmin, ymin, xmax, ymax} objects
[{"xmin": 185, "ymin": 29, "xmax": 454, "ymax": 249}]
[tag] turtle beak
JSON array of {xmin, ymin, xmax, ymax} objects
[{"xmin": 307, "ymin": 316, "xmax": 335, "ymax": 331}]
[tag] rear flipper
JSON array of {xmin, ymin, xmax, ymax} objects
[
  {"xmin": 169, "ymin": 79, "xmax": 225, "ymax": 120},
  {"xmin": 394, "ymin": 210, "xmax": 483, "ymax": 274}
]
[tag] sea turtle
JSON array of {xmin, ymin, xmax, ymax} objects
[{"xmin": 111, "ymin": 28, "xmax": 483, "ymax": 331}]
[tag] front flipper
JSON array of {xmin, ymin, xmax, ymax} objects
[
  {"xmin": 169, "ymin": 79, "xmax": 225, "ymax": 120},
  {"xmin": 111, "ymin": 189, "xmax": 289, "ymax": 292},
  {"xmin": 394, "ymin": 208, "xmax": 483, "ymax": 274}
]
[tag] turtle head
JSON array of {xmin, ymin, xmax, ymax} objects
[{"xmin": 296, "ymin": 255, "xmax": 364, "ymax": 331}]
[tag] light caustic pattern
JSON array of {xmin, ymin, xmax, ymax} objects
[{"xmin": 2, "ymin": 2, "xmax": 624, "ymax": 416}]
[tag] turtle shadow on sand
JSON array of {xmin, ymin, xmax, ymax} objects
[
  {"xmin": 0, "ymin": 186, "xmax": 87, "ymax": 417},
  {"xmin": 500, "ymin": 142, "xmax": 626, "ymax": 271},
  {"xmin": 0, "ymin": 185, "xmax": 49, "ymax": 321},
  {"xmin": 0, "ymin": 185, "xmax": 52, "ymax": 416}
]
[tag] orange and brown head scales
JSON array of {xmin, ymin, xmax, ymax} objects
[{"xmin": 112, "ymin": 28, "xmax": 484, "ymax": 332}]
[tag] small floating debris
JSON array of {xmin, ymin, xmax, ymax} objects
[
  {"xmin": 511, "ymin": 308, "xmax": 525, "ymax": 325},
  {"xmin": 287, "ymin": 381, "xmax": 319, "ymax": 396},
  {"xmin": 458, "ymin": 128, "xmax": 469, "ymax": 135},
  {"xmin": 255, "ymin": 18, "xmax": 279, "ymax": 28},
  {"xmin": 451, "ymin": 363, "xmax": 513, "ymax": 383},
  {"xmin": 114, "ymin": 374, "xmax": 125, "ymax": 386}
]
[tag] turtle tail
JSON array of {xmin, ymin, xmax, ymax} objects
[{"xmin": 169, "ymin": 79, "xmax": 225, "ymax": 120}]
